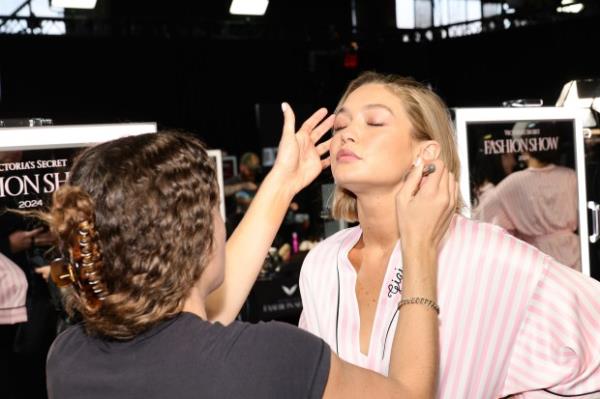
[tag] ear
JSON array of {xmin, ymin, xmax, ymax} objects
[{"xmin": 418, "ymin": 141, "xmax": 441, "ymax": 161}]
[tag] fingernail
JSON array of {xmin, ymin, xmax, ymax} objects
[
  {"xmin": 281, "ymin": 102, "xmax": 288, "ymax": 112},
  {"xmin": 413, "ymin": 157, "xmax": 422, "ymax": 167}
]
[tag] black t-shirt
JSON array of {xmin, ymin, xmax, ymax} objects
[{"xmin": 46, "ymin": 312, "xmax": 330, "ymax": 399}]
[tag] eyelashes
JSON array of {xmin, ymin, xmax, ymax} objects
[{"xmin": 332, "ymin": 122, "xmax": 385, "ymax": 134}]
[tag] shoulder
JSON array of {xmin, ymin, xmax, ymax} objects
[
  {"xmin": 224, "ymin": 321, "xmax": 331, "ymax": 398},
  {"xmin": 453, "ymin": 213, "xmax": 508, "ymax": 236},
  {"xmin": 452, "ymin": 215, "xmax": 532, "ymax": 253},
  {"xmin": 450, "ymin": 215, "xmax": 549, "ymax": 270},
  {"xmin": 236, "ymin": 320, "xmax": 326, "ymax": 347},
  {"xmin": 46, "ymin": 323, "xmax": 88, "ymax": 374},
  {"xmin": 554, "ymin": 165, "xmax": 577, "ymax": 178},
  {"xmin": 494, "ymin": 169, "xmax": 528, "ymax": 189},
  {"xmin": 227, "ymin": 321, "xmax": 330, "ymax": 374}
]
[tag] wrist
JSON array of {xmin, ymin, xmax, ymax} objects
[
  {"xmin": 401, "ymin": 241, "xmax": 437, "ymax": 261},
  {"xmin": 264, "ymin": 169, "xmax": 297, "ymax": 200}
]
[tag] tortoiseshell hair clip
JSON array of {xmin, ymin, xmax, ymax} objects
[{"xmin": 50, "ymin": 220, "xmax": 107, "ymax": 311}]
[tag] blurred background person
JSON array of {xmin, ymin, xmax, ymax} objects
[
  {"xmin": 476, "ymin": 129, "xmax": 580, "ymax": 271},
  {"xmin": 224, "ymin": 152, "xmax": 261, "ymax": 235},
  {"xmin": 0, "ymin": 150, "xmax": 58, "ymax": 399},
  {"xmin": 0, "ymin": 251, "xmax": 28, "ymax": 399}
]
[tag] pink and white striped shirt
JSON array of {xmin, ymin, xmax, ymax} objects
[
  {"xmin": 0, "ymin": 252, "xmax": 28, "ymax": 325},
  {"xmin": 476, "ymin": 165, "xmax": 580, "ymax": 271},
  {"xmin": 299, "ymin": 215, "xmax": 600, "ymax": 398}
]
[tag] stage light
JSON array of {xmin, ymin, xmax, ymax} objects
[
  {"xmin": 229, "ymin": 0, "xmax": 269, "ymax": 16},
  {"xmin": 557, "ymin": 3, "xmax": 584, "ymax": 13},
  {"xmin": 51, "ymin": 0, "xmax": 97, "ymax": 9}
]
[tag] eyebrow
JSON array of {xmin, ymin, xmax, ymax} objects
[{"xmin": 336, "ymin": 103, "xmax": 395, "ymax": 116}]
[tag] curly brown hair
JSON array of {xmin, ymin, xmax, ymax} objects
[{"xmin": 47, "ymin": 132, "xmax": 219, "ymax": 340}]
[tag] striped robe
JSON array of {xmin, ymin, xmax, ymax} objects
[
  {"xmin": 0, "ymin": 252, "xmax": 28, "ymax": 325},
  {"xmin": 299, "ymin": 215, "xmax": 600, "ymax": 398}
]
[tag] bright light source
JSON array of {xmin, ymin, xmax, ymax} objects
[
  {"xmin": 395, "ymin": 0, "xmax": 415, "ymax": 29},
  {"xmin": 557, "ymin": 3, "xmax": 584, "ymax": 13},
  {"xmin": 51, "ymin": 0, "xmax": 97, "ymax": 9},
  {"xmin": 561, "ymin": 0, "xmax": 575, "ymax": 5},
  {"xmin": 229, "ymin": 0, "xmax": 269, "ymax": 16},
  {"xmin": 0, "ymin": 123, "xmax": 156, "ymax": 151}
]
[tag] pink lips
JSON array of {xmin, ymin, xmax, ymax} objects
[{"xmin": 336, "ymin": 148, "xmax": 361, "ymax": 162}]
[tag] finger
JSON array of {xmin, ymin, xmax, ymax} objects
[
  {"xmin": 401, "ymin": 158, "xmax": 425, "ymax": 198},
  {"xmin": 27, "ymin": 227, "xmax": 44, "ymax": 237},
  {"xmin": 439, "ymin": 164, "xmax": 450, "ymax": 199},
  {"xmin": 321, "ymin": 157, "xmax": 331, "ymax": 170},
  {"xmin": 316, "ymin": 138, "xmax": 332, "ymax": 157},
  {"xmin": 420, "ymin": 160, "xmax": 445, "ymax": 195},
  {"xmin": 281, "ymin": 102, "xmax": 296, "ymax": 140},
  {"xmin": 449, "ymin": 173, "xmax": 458, "ymax": 212},
  {"xmin": 299, "ymin": 107, "xmax": 328, "ymax": 136},
  {"xmin": 310, "ymin": 114, "xmax": 335, "ymax": 144}
]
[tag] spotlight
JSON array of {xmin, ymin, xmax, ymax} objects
[
  {"xmin": 51, "ymin": 0, "xmax": 97, "ymax": 9},
  {"xmin": 229, "ymin": 0, "xmax": 269, "ymax": 16},
  {"xmin": 557, "ymin": 3, "xmax": 584, "ymax": 13}
]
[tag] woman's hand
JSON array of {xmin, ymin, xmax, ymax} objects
[
  {"xmin": 270, "ymin": 103, "xmax": 334, "ymax": 195},
  {"xmin": 395, "ymin": 158, "xmax": 457, "ymax": 254}
]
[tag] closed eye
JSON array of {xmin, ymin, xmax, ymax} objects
[{"xmin": 367, "ymin": 122, "xmax": 385, "ymax": 127}]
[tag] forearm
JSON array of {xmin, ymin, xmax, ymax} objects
[
  {"xmin": 206, "ymin": 170, "xmax": 295, "ymax": 324},
  {"xmin": 388, "ymin": 248, "xmax": 439, "ymax": 398}
]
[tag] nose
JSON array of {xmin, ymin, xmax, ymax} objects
[{"xmin": 339, "ymin": 125, "xmax": 357, "ymax": 144}]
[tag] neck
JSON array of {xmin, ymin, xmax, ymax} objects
[
  {"xmin": 356, "ymin": 189, "xmax": 400, "ymax": 250},
  {"xmin": 182, "ymin": 286, "xmax": 208, "ymax": 320},
  {"xmin": 527, "ymin": 157, "xmax": 548, "ymax": 169}
]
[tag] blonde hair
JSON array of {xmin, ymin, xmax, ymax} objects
[{"xmin": 331, "ymin": 71, "xmax": 463, "ymax": 222}]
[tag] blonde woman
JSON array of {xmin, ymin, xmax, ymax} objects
[{"xmin": 298, "ymin": 72, "xmax": 600, "ymax": 398}]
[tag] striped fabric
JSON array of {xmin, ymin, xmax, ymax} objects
[
  {"xmin": 299, "ymin": 215, "xmax": 600, "ymax": 398},
  {"xmin": 475, "ymin": 165, "xmax": 580, "ymax": 271},
  {"xmin": 0, "ymin": 252, "xmax": 28, "ymax": 325}
]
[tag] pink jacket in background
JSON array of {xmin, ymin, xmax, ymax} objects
[
  {"xmin": 0, "ymin": 252, "xmax": 28, "ymax": 325},
  {"xmin": 476, "ymin": 165, "xmax": 580, "ymax": 271}
]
